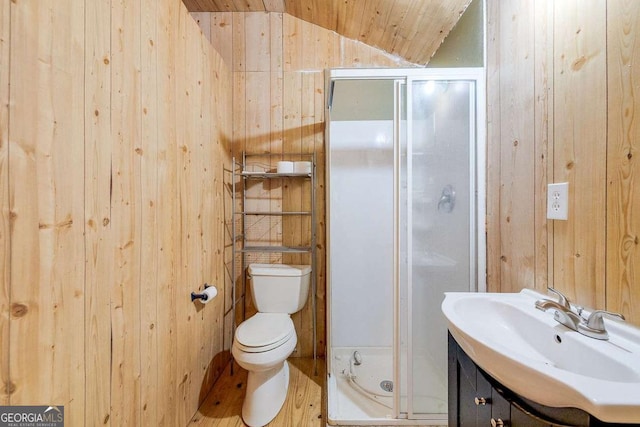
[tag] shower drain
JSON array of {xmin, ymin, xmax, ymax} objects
[{"xmin": 380, "ymin": 380, "xmax": 394, "ymax": 393}]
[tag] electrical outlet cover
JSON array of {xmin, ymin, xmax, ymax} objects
[{"xmin": 547, "ymin": 182, "xmax": 569, "ymax": 220}]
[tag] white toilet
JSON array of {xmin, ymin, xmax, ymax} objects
[{"xmin": 231, "ymin": 263, "xmax": 311, "ymax": 427}]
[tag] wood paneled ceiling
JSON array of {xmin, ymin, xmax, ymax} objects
[{"xmin": 182, "ymin": 0, "xmax": 473, "ymax": 65}]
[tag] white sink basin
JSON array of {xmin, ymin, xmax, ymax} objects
[{"xmin": 442, "ymin": 290, "xmax": 640, "ymax": 423}]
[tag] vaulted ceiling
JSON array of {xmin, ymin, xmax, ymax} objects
[{"xmin": 182, "ymin": 0, "xmax": 473, "ymax": 65}]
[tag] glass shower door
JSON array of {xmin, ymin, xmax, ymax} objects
[
  {"xmin": 327, "ymin": 78, "xmax": 397, "ymax": 420},
  {"xmin": 404, "ymin": 79, "xmax": 476, "ymax": 417}
]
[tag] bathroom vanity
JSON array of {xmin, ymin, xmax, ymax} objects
[
  {"xmin": 442, "ymin": 290, "xmax": 640, "ymax": 427},
  {"xmin": 448, "ymin": 333, "xmax": 633, "ymax": 427}
]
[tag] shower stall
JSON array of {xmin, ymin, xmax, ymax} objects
[{"xmin": 326, "ymin": 68, "xmax": 486, "ymax": 425}]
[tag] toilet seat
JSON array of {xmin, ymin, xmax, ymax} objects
[{"xmin": 234, "ymin": 313, "xmax": 295, "ymax": 353}]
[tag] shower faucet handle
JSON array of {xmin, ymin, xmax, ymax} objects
[{"xmin": 437, "ymin": 185, "xmax": 456, "ymax": 213}]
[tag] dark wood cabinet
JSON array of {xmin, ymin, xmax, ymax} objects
[
  {"xmin": 449, "ymin": 333, "xmax": 511, "ymax": 427},
  {"xmin": 448, "ymin": 332, "xmax": 639, "ymax": 427}
]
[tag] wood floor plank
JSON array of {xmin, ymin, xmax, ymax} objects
[{"xmin": 188, "ymin": 357, "xmax": 324, "ymax": 426}]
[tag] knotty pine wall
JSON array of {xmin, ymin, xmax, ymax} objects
[
  {"xmin": 487, "ymin": 0, "xmax": 640, "ymax": 326},
  {"xmin": 192, "ymin": 11, "xmax": 414, "ymax": 358},
  {"xmin": 0, "ymin": 0, "xmax": 231, "ymax": 425}
]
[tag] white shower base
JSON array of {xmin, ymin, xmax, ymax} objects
[{"xmin": 327, "ymin": 347, "xmax": 447, "ymax": 426}]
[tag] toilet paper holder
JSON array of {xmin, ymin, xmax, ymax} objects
[{"xmin": 191, "ymin": 284, "xmax": 213, "ymax": 302}]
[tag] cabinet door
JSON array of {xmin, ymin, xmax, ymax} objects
[
  {"xmin": 450, "ymin": 333, "xmax": 482, "ymax": 427},
  {"xmin": 449, "ymin": 334, "xmax": 461, "ymax": 426},
  {"xmin": 475, "ymin": 367, "xmax": 492, "ymax": 425},
  {"xmin": 490, "ymin": 385, "xmax": 511, "ymax": 427},
  {"xmin": 457, "ymin": 366, "xmax": 477, "ymax": 426},
  {"xmin": 510, "ymin": 404, "xmax": 551, "ymax": 427}
]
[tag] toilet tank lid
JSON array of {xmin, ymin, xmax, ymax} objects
[{"xmin": 248, "ymin": 263, "xmax": 311, "ymax": 277}]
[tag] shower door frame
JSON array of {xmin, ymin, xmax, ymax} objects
[{"xmin": 325, "ymin": 67, "xmax": 486, "ymax": 423}]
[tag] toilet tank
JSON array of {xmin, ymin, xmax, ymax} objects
[{"xmin": 247, "ymin": 264, "xmax": 312, "ymax": 314}]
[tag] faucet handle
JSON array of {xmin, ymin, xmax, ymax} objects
[
  {"xmin": 547, "ymin": 287, "xmax": 571, "ymax": 310},
  {"xmin": 584, "ymin": 310, "xmax": 625, "ymax": 331}
]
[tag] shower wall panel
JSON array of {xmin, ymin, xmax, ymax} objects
[{"xmin": 329, "ymin": 120, "xmax": 394, "ymax": 348}]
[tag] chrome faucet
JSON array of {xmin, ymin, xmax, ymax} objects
[
  {"xmin": 535, "ymin": 288, "xmax": 626, "ymax": 340},
  {"xmin": 535, "ymin": 288, "xmax": 581, "ymax": 331}
]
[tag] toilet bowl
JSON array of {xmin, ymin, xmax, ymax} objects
[
  {"xmin": 232, "ymin": 313, "xmax": 297, "ymax": 426},
  {"xmin": 231, "ymin": 263, "xmax": 311, "ymax": 427}
]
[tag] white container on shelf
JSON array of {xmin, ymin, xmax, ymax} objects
[
  {"xmin": 293, "ymin": 161, "xmax": 312, "ymax": 174},
  {"xmin": 277, "ymin": 161, "xmax": 294, "ymax": 173}
]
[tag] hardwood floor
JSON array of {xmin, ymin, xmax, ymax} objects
[{"xmin": 189, "ymin": 357, "xmax": 325, "ymax": 426}]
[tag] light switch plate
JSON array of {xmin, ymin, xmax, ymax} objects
[{"xmin": 547, "ymin": 182, "xmax": 569, "ymax": 220}]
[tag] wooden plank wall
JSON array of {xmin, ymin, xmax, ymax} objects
[
  {"xmin": 487, "ymin": 0, "xmax": 640, "ymax": 326},
  {"xmin": 1, "ymin": 0, "xmax": 232, "ymax": 426},
  {"xmin": 607, "ymin": 0, "xmax": 640, "ymax": 328},
  {"xmin": 9, "ymin": 4, "xmax": 85, "ymax": 424},
  {"xmin": 0, "ymin": 0, "xmax": 11, "ymax": 409},
  {"xmin": 193, "ymin": 11, "xmax": 414, "ymax": 358},
  {"xmin": 553, "ymin": 1, "xmax": 607, "ymax": 309},
  {"xmin": 486, "ymin": 1, "xmax": 539, "ymax": 294}
]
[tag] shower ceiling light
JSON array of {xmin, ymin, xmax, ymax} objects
[{"xmin": 422, "ymin": 80, "xmax": 437, "ymax": 95}]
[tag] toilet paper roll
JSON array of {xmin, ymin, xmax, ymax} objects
[
  {"xmin": 200, "ymin": 286, "xmax": 218, "ymax": 304},
  {"xmin": 293, "ymin": 161, "xmax": 312, "ymax": 174},
  {"xmin": 277, "ymin": 161, "xmax": 294, "ymax": 173}
]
